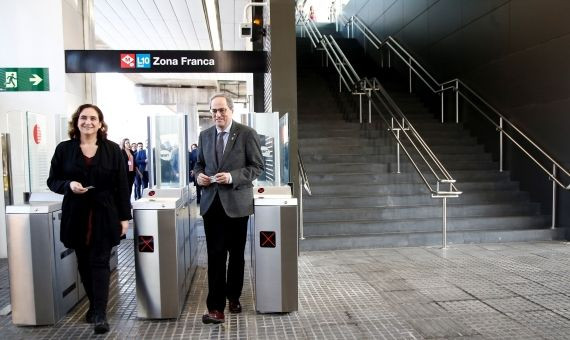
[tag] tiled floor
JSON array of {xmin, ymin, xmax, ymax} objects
[{"xmin": 1, "ymin": 229, "xmax": 570, "ymax": 339}]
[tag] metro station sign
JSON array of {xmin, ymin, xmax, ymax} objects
[
  {"xmin": 0, "ymin": 68, "xmax": 49, "ymax": 91},
  {"xmin": 65, "ymin": 50, "xmax": 268, "ymax": 73}
]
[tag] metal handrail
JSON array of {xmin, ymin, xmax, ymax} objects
[
  {"xmin": 364, "ymin": 78, "xmax": 461, "ymax": 196},
  {"xmin": 298, "ymin": 150, "xmax": 312, "ymax": 196},
  {"xmin": 320, "ymin": 36, "xmax": 351, "ymax": 91},
  {"xmin": 328, "ymin": 36, "xmax": 361, "ymax": 84},
  {"xmin": 299, "ymin": 15, "xmax": 460, "ymax": 247},
  {"xmin": 297, "ymin": 150, "xmax": 311, "ymax": 241},
  {"xmin": 341, "ymin": 13, "xmax": 570, "ymax": 228}
]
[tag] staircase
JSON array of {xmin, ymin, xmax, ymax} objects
[{"xmin": 297, "ymin": 34, "xmax": 567, "ymax": 251}]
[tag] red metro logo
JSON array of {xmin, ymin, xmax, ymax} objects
[{"xmin": 120, "ymin": 54, "xmax": 135, "ymax": 68}]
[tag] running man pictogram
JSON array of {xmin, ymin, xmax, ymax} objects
[{"xmin": 5, "ymin": 72, "xmax": 17, "ymax": 88}]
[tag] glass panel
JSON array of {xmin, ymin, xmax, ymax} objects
[
  {"xmin": 240, "ymin": 112, "xmax": 282, "ymax": 187},
  {"xmin": 279, "ymin": 113, "xmax": 290, "ymax": 186},
  {"xmin": 151, "ymin": 115, "xmax": 188, "ymax": 188}
]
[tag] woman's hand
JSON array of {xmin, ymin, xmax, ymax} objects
[
  {"xmin": 69, "ymin": 181, "xmax": 88, "ymax": 194},
  {"xmin": 120, "ymin": 220, "xmax": 129, "ymax": 237}
]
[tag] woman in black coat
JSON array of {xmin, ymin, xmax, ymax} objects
[{"xmin": 47, "ymin": 104, "xmax": 131, "ymax": 334}]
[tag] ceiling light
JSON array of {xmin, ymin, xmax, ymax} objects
[{"xmin": 204, "ymin": 0, "xmax": 222, "ymax": 51}]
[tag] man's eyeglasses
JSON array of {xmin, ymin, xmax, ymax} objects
[{"xmin": 210, "ymin": 107, "xmax": 228, "ymax": 114}]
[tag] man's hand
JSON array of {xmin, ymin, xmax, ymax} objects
[
  {"xmin": 197, "ymin": 173, "xmax": 212, "ymax": 186},
  {"xmin": 120, "ymin": 220, "xmax": 129, "ymax": 237},
  {"xmin": 214, "ymin": 172, "xmax": 231, "ymax": 184},
  {"xmin": 70, "ymin": 181, "xmax": 88, "ymax": 194}
]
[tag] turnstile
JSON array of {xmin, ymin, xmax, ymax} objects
[
  {"xmin": 6, "ymin": 200, "xmax": 84, "ymax": 325},
  {"xmin": 133, "ymin": 187, "xmax": 197, "ymax": 319},
  {"xmin": 250, "ymin": 197, "xmax": 298, "ymax": 313}
]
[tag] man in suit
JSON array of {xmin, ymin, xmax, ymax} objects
[{"xmin": 194, "ymin": 93, "xmax": 264, "ymax": 324}]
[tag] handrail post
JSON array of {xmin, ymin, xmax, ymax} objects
[
  {"xmin": 440, "ymin": 85, "xmax": 444, "ymax": 123},
  {"xmin": 298, "ymin": 174, "xmax": 305, "ymax": 240},
  {"xmin": 455, "ymin": 80, "xmax": 459, "ymax": 124},
  {"xmin": 368, "ymin": 90, "xmax": 372, "ymax": 124},
  {"xmin": 380, "ymin": 46, "xmax": 384, "ymax": 68},
  {"xmin": 442, "ymin": 197, "xmax": 447, "ymax": 248},
  {"xmin": 552, "ymin": 164, "xmax": 557, "ymax": 229},
  {"xmin": 409, "ymin": 58, "xmax": 412, "ymax": 93},
  {"xmin": 388, "ymin": 49, "xmax": 391, "ymax": 68},
  {"xmin": 339, "ymin": 73, "xmax": 342, "ymax": 93},
  {"xmin": 499, "ymin": 117, "xmax": 504, "ymax": 172},
  {"xmin": 392, "ymin": 117, "xmax": 401, "ymax": 174},
  {"xmin": 359, "ymin": 93, "xmax": 363, "ymax": 123},
  {"xmin": 351, "ymin": 18, "xmax": 354, "ymax": 38}
]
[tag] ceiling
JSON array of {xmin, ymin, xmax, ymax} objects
[
  {"xmin": 93, "ymin": 0, "xmax": 251, "ymax": 87},
  {"xmin": 93, "ymin": 0, "xmax": 249, "ymax": 51}
]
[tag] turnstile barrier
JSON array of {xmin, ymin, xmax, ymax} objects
[
  {"xmin": 6, "ymin": 201, "xmax": 84, "ymax": 325},
  {"xmin": 250, "ymin": 197, "xmax": 298, "ymax": 313},
  {"xmin": 133, "ymin": 187, "xmax": 198, "ymax": 319}
]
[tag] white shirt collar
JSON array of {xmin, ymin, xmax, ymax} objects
[{"xmin": 216, "ymin": 120, "xmax": 232, "ymax": 135}]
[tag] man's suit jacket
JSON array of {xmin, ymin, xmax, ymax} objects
[{"xmin": 194, "ymin": 121, "xmax": 264, "ymax": 217}]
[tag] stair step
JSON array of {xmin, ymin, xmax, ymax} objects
[
  {"xmin": 303, "ymin": 203, "xmax": 540, "ymax": 222},
  {"xmin": 299, "ymin": 227, "xmax": 566, "ymax": 251},
  {"xmin": 304, "ymin": 191, "xmax": 530, "ymax": 209},
  {"xmin": 303, "ymin": 215, "xmax": 550, "ymax": 236},
  {"xmin": 310, "ymin": 181, "xmax": 518, "ymax": 196}
]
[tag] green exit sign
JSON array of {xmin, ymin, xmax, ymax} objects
[{"xmin": 0, "ymin": 68, "xmax": 49, "ymax": 92}]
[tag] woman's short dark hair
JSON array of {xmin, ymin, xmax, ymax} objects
[{"xmin": 68, "ymin": 104, "xmax": 108, "ymax": 140}]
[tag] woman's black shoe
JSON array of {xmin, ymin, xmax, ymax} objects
[{"xmin": 93, "ymin": 314, "xmax": 110, "ymax": 334}]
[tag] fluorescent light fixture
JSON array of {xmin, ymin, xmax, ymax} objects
[{"xmin": 204, "ymin": 0, "xmax": 222, "ymax": 51}]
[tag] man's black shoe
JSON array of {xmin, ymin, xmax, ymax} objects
[
  {"xmin": 202, "ymin": 310, "xmax": 225, "ymax": 324},
  {"xmin": 93, "ymin": 314, "xmax": 110, "ymax": 334},
  {"xmin": 229, "ymin": 300, "xmax": 242, "ymax": 314}
]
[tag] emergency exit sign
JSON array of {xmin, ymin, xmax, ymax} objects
[{"xmin": 0, "ymin": 68, "xmax": 49, "ymax": 92}]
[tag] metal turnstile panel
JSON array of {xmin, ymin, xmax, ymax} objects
[
  {"xmin": 175, "ymin": 207, "xmax": 186, "ymax": 310},
  {"xmin": 134, "ymin": 209, "xmax": 182, "ymax": 319},
  {"xmin": 253, "ymin": 201, "xmax": 298, "ymax": 313},
  {"xmin": 49, "ymin": 212, "xmax": 79, "ymax": 318},
  {"xmin": 7, "ymin": 213, "xmax": 55, "ymax": 325}
]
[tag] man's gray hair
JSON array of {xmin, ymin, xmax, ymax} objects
[{"xmin": 210, "ymin": 92, "xmax": 234, "ymax": 111}]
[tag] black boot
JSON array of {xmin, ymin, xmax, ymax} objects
[{"xmin": 93, "ymin": 313, "xmax": 109, "ymax": 334}]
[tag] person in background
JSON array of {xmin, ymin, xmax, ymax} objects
[
  {"xmin": 134, "ymin": 142, "xmax": 148, "ymax": 199},
  {"xmin": 189, "ymin": 143, "xmax": 201, "ymax": 204},
  {"xmin": 120, "ymin": 138, "xmax": 136, "ymax": 199},
  {"xmin": 47, "ymin": 104, "xmax": 131, "ymax": 334},
  {"xmin": 195, "ymin": 93, "xmax": 263, "ymax": 324}
]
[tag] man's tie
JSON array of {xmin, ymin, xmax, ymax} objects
[{"xmin": 216, "ymin": 131, "xmax": 226, "ymax": 165}]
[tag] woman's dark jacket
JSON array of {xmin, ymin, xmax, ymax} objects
[{"xmin": 47, "ymin": 138, "xmax": 132, "ymax": 249}]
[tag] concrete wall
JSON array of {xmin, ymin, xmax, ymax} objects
[{"xmin": 343, "ymin": 0, "xmax": 570, "ymax": 227}]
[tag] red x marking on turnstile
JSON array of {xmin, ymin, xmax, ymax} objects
[
  {"xmin": 260, "ymin": 231, "xmax": 276, "ymax": 248},
  {"xmin": 138, "ymin": 236, "xmax": 154, "ymax": 252}
]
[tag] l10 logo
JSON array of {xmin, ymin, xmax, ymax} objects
[{"xmin": 136, "ymin": 54, "xmax": 151, "ymax": 68}]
